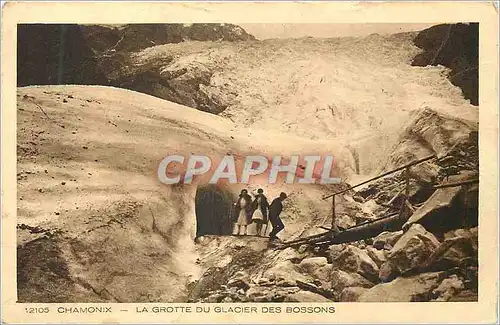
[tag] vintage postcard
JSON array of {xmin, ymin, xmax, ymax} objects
[{"xmin": 1, "ymin": 1, "xmax": 499, "ymax": 324}]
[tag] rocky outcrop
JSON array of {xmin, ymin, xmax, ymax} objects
[
  {"xmin": 81, "ymin": 24, "xmax": 255, "ymax": 54},
  {"xmin": 388, "ymin": 108, "xmax": 478, "ymax": 169},
  {"xmin": 17, "ymin": 24, "xmax": 109, "ymax": 87},
  {"xmin": 17, "ymin": 23, "xmax": 254, "ymax": 92},
  {"xmin": 412, "ymin": 23, "xmax": 478, "ymax": 105}
]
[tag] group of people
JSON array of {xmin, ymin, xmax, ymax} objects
[{"xmin": 232, "ymin": 188, "xmax": 287, "ymax": 240}]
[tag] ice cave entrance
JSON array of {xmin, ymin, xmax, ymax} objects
[{"xmin": 195, "ymin": 184, "xmax": 234, "ymax": 237}]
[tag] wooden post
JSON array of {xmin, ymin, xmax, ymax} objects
[{"xmin": 398, "ymin": 167, "xmax": 411, "ymax": 220}]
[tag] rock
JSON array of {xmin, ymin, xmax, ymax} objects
[
  {"xmin": 448, "ymin": 289, "xmax": 478, "ymax": 302},
  {"xmin": 326, "ymin": 244, "xmax": 346, "ymax": 263},
  {"xmin": 298, "ymin": 257, "xmax": 332, "ymax": 288},
  {"xmin": 269, "ymin": 292, "xmax": 286, "ymax": 302},
  {"xmin": 227, "ymin": 278, "xmax": 250, "ymax": 291},
  {"xmin": 298, "ymin": 257, "xmax": 328, "ymax": 269},
  {"xmin": 330, "ymin": 269, "xmax": 374, "ymax": 293},
  {"xmin": 284, "ymin": 291, "xmax": 333, "ymax": 302},
  {"xmin": 277, "ymin": 247, "xmax": 308, "ymax": 263},
  {"xmin": 245, "ymin": 287, "xmax": 268, "ymax": 300},
  {"xmin": 421, "ymin": 227, "xmax": 478, "ymax": 271},
  {"xmin": 297, "ymin": 245, "xmax": 308, "ymax": 254},
  {"xmin": 207, "ymin": 293, "xmax": 224, "ymax": 303},
  {"xmin": 402, "ymin": 186, "xmax": 462, "ymax": 232},
  {"xmin": 337, "ymin": 214, "xmax": 356, "ymax": 229},
  {"xmin": 412, "ymin": 23, "xmax": 478, "ymax": 105},
  {"xmin": 387, "ymin": 224, "xmax": 439, "ymax": 274},
  {"xmin": 378, "ymin": 261, "xmax": 399, "ymax": 283},
  {"xmin": 262, "ymin": 259, "xmax": 313, "ymax": 285},
  {"xmin": 372, "ymin": 231, "xmax": 403, "ymax": 250},
  {"xmin": 340, "ymin": 287, "xmax": 368, "ymax": 302},
  {"xmin": 462, "ymin": 266, "xmax": 478, "ymax": 290},
  {"xmin": 353, "ymin": 195, "xmax": 365, "ymax": 203},
  {"xmin": 366, "ymin": 246, "xmax": 387, "ymax": 267},
  {"xmin": 222, "ymin": 296, "xmax": 233, "ymax": 303},
  {"xmin": 275, "ymin": 278, "xmax": 296, "ymax": 287},
  {"xmin": 331, "ymin": 245, "xmax": 379, "ymax": 282},
  {"xmin": 431, "ymin": 275, "xmax": 464, "ymax": 301},
  {"xmin": 358, "ymin": 271, "xmax": 446, "ymax": 302},
  {"xmin": 255, "ymin": 277, "xmax": 270, "ymax": 285},
  {"xmin": 409, "ymin": 162, "xmax": 439, "ymax": 186}
]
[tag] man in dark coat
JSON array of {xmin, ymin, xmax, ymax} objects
[{"xmin": 268, "ymin": 192, "xmax": 287, "ymax": 240}]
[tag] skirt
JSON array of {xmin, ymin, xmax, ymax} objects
[
  {"xmin": 236, "ymin": 210, "xmax": 249, "ymax": 226},
  {"xmin": 251, "ymin": 209, "xmax": 265, "ymax": 224}
]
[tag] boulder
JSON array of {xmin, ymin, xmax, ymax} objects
[
  {"xmin": 330, "ymin": 269, "xmax": 374, "ymax": 293},
  {"xmin": 299, "ymin": 257, "xmax": 328, "ymax": 269},
  {"xmin": 372, "ymin": 231, "xmax": 403, "ymax": 250},
  {"xmin": 340, "ymin": 287, "xmax": 368, "ymax": 302},
  {"xmin": 284, "ymin": 291, "xmax": 333, "ymax": 302},
  {"xmin": 445, "ymin": 227, "xmax": 478, "ymax": 255},
  {"xmin": 261, "ymin": 260, "xmax": 313, "ymax": 285},
  {"xmin": 297, "ymin": 245, "xmax": 309, "ymax": 254},
  {"xmin": 331, "ymin": 245, "xmax": 379, "ymax": 282},
  {"xmin": 227, "ymin": 278, "xmax": 250, "ymax": 291},
  {"xmin": 222, "ymin": 296, "xmax": 233, "ymax": 303},
  {"xmin": 409, "ymin": 162, "xmax": 440, "ymax": 186},
  {"xmin": 402, "ymin": 185, "xmax": 462, "ymax": 232},
  {"xmin": 366, "ymin": 246, "xmax": 387, "ymax": 267},
  {"xmin": 378, "ymin": 261, "xmax": 399, "ymax": 283},
  {"xmin": 298, "ymin": 257, "xmax": 332, "ymax": 288},
  {"xmin": 431, "ymin": 275, "xmax": 464, "ymax": 301},
  {"xmin": 420, "ymin": 227, "xmax": 478, "ymax": 271},
  {"xmin": 337, "ymin": 214, "xmax": 356, "ymax": 229},
  {"xmin": 358, "ymin": 271, "xmax": 446, "ymax": 302},
  {"xmin": 326, "ymin": 244, "xmax": 347, "ymax": 263},
  {"xmin": 277, "ymin": 247, "xmax": 309, "ymax": 263},
  {"xmin": 245, "ymin": 286, "xmax": 269, "ymax": 301},
  {"xmin": 386, "ymin": 224, "xmax": 440, "ymax": 274}
]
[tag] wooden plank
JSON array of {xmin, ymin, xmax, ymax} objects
[
  {"xmin": 322, "ymin": 154, "xmax": 436, "ymax": 200},
  {"xmin": 433, "ymin": 178, "xmax": 478, "ymax": 189}
]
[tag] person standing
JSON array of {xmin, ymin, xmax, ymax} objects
[
  {"xmin": 251, "ymin": 188, "xmax": 269, "ymax": 236},
  {"xmin": 233, "ymin": 189, "xmax": 252, "ymax": 235},
  {"xmin": 268, "ymin": 192, "xmax": 287, "ymax": 240}
]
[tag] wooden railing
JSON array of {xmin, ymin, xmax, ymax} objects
[{"xmin": 322, "ymin": 154, "xmax": 437, "ymax": 230}]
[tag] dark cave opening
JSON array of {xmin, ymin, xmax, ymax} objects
[{"xmin": 195, "ymin": 184, "xmax": 235, "ymax": 238}]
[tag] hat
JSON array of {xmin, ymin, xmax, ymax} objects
[{"xmin": 279, "ymin": 192, "xmax": 287, "ymax": 199}]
